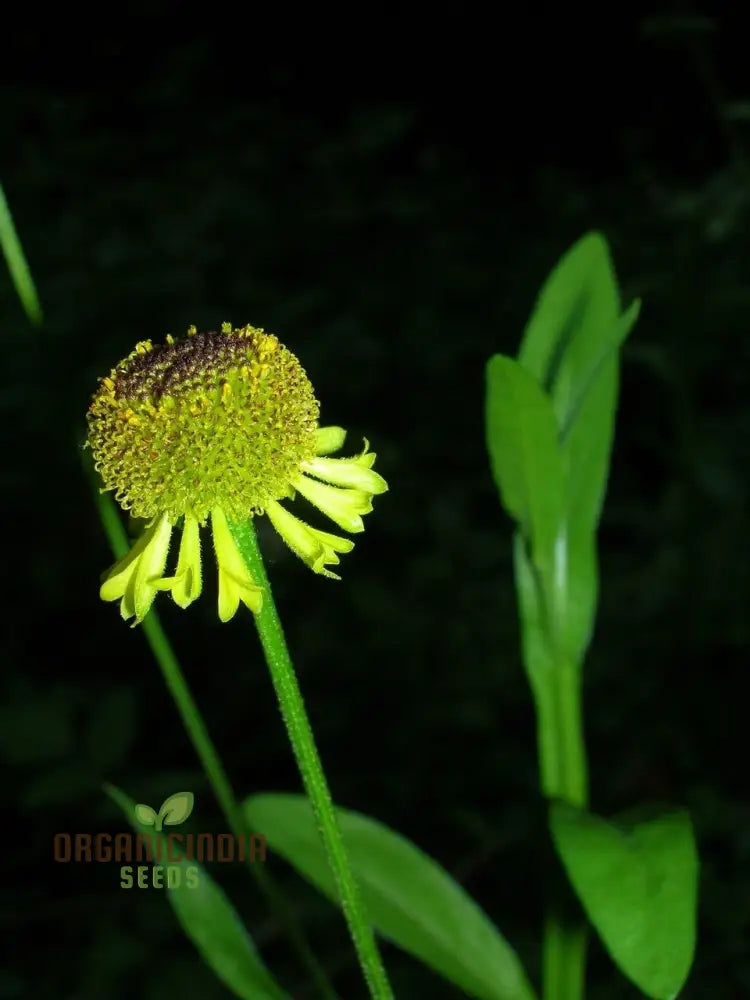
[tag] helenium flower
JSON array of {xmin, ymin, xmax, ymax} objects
[{"xmin": 87, "ymin": 323, "xmax": 388, "ymax": 625}]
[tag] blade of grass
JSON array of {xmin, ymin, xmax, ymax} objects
[{"xmin": 0, "ymin": 182, "xmax": 43, "ymax": 325}]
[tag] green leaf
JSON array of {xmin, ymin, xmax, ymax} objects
[
  {"xmin": 485, "ymin": 354, "xmax": 564, "ymax": 579},
  {"xmin": 517, "ymin": 232, "xmax": 619, "ymax": 400},
  {"xmin": 106, "ymin": 784, "xmax": 289, "ymax": 1000},
  {"xmin": 550, "ymin": 803, "xmax": 698, "ymax": 999},
  {"xmin": 158, "ymin": 790, "xmax": 195, "ymax": 827},
  {"xmin": 245, "ymin": 793, "xmax": 537, "ymax": 1000},
  {"xmin": 164, "ymin": 850, "xmax": 288, "ymax": 1000},
  {"xmin": 0, "ymin": 181, "xmax": 43, "ymax": 325},
  {"xmin": 512, "ymin": 233, "xmax": 641, "ymax": 664},
  {"xmin": 512, "ymin": 531, "xmax": 553, "ymax": 677},
  {"xmin": 558, "ymin": 299, "xmax": 640, "ymax": 447},
  {"xmin": 134, "ymin": 803, "xmax": 157, "ymax": 826},
  {"xmin": 556, "ymin": 299, "xmax": 641, "ymax": 663}
]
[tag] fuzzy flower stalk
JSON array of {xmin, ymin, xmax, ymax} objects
[{"xmin": 87, "ymin": 323, "xmax": 387, "ymax": 625}]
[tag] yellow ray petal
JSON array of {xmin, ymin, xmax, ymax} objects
[
  {"xmin": 292, "ymin": 475, "xmax": 373, "ymax": 533},
  {"xmin": 301, "ymin": 451, "xmax": 388, "ymax": 494},
  {"xmin": 315, "ymin": 426, "xmax": 347, "ymax": 455},
  {"xmin": 100, "ymin": 512, "xmax": 173, "ymax": 624},
  {"xmin": 211, "ymin": 507, "xmax": 263, "ymax": 621},
  {"xmin": 154, "ymin": 515, "xmax": 203, "ymax": 609},
  {"xmin": 266, "ymin": 499, "xmax": 354, "ymax": 579}
]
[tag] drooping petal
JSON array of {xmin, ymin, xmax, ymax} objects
[
  {"xmin": 315, "ymin": 426, "xmax": 347, "ymax": 455},
  {"xmin": 100, "ymin": 512, "xmax": 173, "ymax": 625},
  {"xmin": 265, "ymin": 499, "xmax": 354, "ymax": 579},
  {"xmin": 211, "ymin": 507, "xmax": 263, "ymax": 621},
  {"xmin": 154, "ymin": 514, "xmax": 203, "ymax": 609},
  {"xmin": 292, "ymin": 474, "xmax": 373, "ymax": 532},
  {"xmin": 300, "ymin": 447, "xmax": 388, "ymax": 494}
]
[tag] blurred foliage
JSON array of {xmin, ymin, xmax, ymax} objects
[{"xmin": 3, "ymin": 11, "xmax": 750, "ymax": 1000}]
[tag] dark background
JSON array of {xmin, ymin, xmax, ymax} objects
[{"xmin": 3, "ymin": 8, "xmax": 749, "ymax": 999}]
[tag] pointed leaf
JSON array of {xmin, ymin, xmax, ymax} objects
[
  {"xmin": 512, "ymin": 532, "xmax": 561, "ymax": 798},
  {"xmin": 514, "ymin": 233, "xmax": 640, "ymax": 664},
  {"xmin": 485, "ymin": 354, "xmax": 564, "ymax": 579},
  {"xmin": 106, "ymin": 784, "xmax": 288, "ymax": 1000},
  {"xmin": 557, "ymin": 300, "xmax": 641, "ymax": 663},
  {"xmin": 550, "ymin": 803, "xmax": 698, "ymax": 999},
  {"xmin": 517, "ymin": 232, "xmax": 619, "ymax": 397},
  {"xmin": 165, "ymin": 849, "xmax": 288, "ymax": 1000},
  {"xmin": 134, "ymin": 803, "xmax": 157, "ymax": 826},
  {"xmin": 558, "ymin": 299, "xmax": 640, "ymax": 448},
  {"xmin": 245, "ymin": 793, "xmax": 537, "ymax": 1000},
  {"xmin": 159, "ymin": 791, "xmax": 195, "ymax": 826}
]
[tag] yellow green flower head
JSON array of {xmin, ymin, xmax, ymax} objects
[{"xmin": 87, "ymin": 323, "xmax": 388, "ymax": 625}]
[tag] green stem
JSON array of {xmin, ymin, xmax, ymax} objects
[
  {"xmin": 536, "ymin": 658, "xmax": 588, "ymax": 1000},
  {"xmin": 94, "ymin": 486, "xmax": 339, "ymax": 1000},
  {"xmin": 534, "ymin": 660, "xmax": 587, "ymax": 809},
  {"xmin": 230, "ymin": 517, "xmax": 394, "ymax": 1000},
  {"xmin": 520, "ymin": 538, "xmax": 589, "ymax": 1000},
  {"xmin": 542, "ymin": 907, "xmax": 587, "ymax": 1000}
]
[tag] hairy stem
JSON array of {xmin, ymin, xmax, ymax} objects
[{"xmin": 230, "ymin": 517, "xmax": 394, "ymax": 1000}]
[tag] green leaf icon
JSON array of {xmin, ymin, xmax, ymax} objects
[
  {"xmin": 156, "ymin": 791, "xmax": 195, "ymax": 831},
  {"xmin": 134, "ymin": 802, "xmax": 157, "ymax": 827}
]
